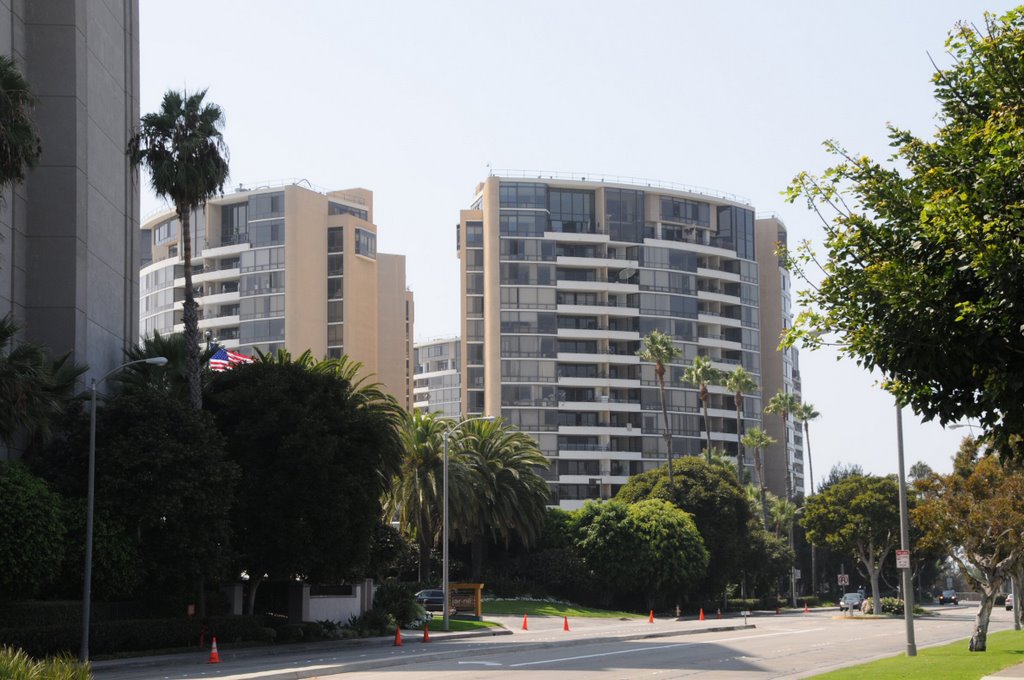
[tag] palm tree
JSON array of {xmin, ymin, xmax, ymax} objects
[
  {"xmin": 769, "ymin": 495, "xmax": 797, "ymax": 539},
  {"xmin": 0, "ymin": 55, "xmax": 42, "ymax": 199},
  {"xmin": 115, "ymin": 331, "xmax": 216, "ymax": 401},
  {"xmin": 794, "ymin": 402, "xmax": 821, "ymax": 495},
  {"xmin": 636, "ymin": 330, "xmax": 682, "ymax": 484},
  {"xmin": 724, "ymin": 367, "xmax": 759, "ymax": 485},
  {"xmin": 457, "ymin": 418, "xmax": 550, "ymax": 580},
  {"xmin": 386, "ymin": 410, "xmax": 474, "ymax": 582},
  {"xmin": 129, "ymin": 90, "xmax": 229, "ymax": 411},
  {"xmin": 681, "ymin": 355, "xmax": 724, "ymax": 463},
  {"xmin": 764, "ymin": 390, "xmax": 802, "ymax": 502},
  {"xmin": 741, "ymin": 426, "xmax": 775, "ymax": 529}
]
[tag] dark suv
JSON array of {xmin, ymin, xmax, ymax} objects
[{"xmin": 938, "ymin": 589, "xmax": 959, "ymax": 605}]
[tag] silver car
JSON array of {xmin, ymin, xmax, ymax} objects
[{"xmin": 839, "ymin": 593, "xmax": 864, "ymax": 611}]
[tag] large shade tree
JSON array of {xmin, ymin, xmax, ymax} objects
[
  {"xmin": 681, "ymin": 355, "xmax": 723, "ymax": 463},
  {"xmin": 636, "ymin": 330, "xmax": 682, "ymax": 484},
  {"xmin": 913, "ymin": 438, "xmax": 1024, "ymax": 651},
  {"xmin": 801, "ymin": 474, "xmax": 902, "ymax": 617},
  {"xmin": 129, "ymin": 90, "xmax": 229, "ymax": 411},
  {"xmin": 205, "ymin": 354, "xmax": 403, "ymax": 613},
  {"xmin": 724, "ymin": 367, "xmax": 759, "ymax": 484},
  {"xmin": 0, "ymin": 55, "xmax": 42, "ymax": 198},
  {"xmin": 782, "ymin": 8, "xmax": 1024, "ymax": 462}
]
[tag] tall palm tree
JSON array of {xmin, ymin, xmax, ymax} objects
[
  {"xmin": 794, "ymin": 402, "xmax": 821, "ymax": 495},
  {"xmin": 769, "ymin": 495, "xmax": 797, "ymax": 539},
  {"xmin": 129, "ymin": 90, "xmax": 229, "ymax": 411},
  {"xmin": 764, "ymin": 390, "xmax": 802, "ymax": 502},
  {"xmin": 0, "ymin": 55, "xmax": 42, "ymax": 199},
  {"xmin": 457, "ymin": 418, "xmax": 550, "ymax": 580},
  {"xmin": 741, "ymin": 426, "xmax": 775, "ymax": 529},
  {"xmin": 681, "ymin": 355, "xmax": 724, "ymax": 463},
  {"xmin": 115, "ymin": 331, "xmax": 215, "ymax": 401},
  {"xmin": 636, "ymin": 330, "xmax": 682, "ymax": 484},
  {"xmin": 386, "ymin": 411, "xmax": 474, "ymax": 582},
  {"xmin": 724, "ymin": 367, "xmax": 759, "ymax": 485}
]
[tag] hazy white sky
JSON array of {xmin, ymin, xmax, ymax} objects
[{"xmin": 139, "ymin": 0, "xmax": 1012, "ymax": 490}]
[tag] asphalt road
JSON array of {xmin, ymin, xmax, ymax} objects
[{"xmin": 92, "ymin": 604, "xmax": 1017, "ymax": 680}]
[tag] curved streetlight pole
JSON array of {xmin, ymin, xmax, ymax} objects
[
  {"xmin": 81, "ymin": 356, "xmax": 168, "ymax": 662},
  {"xmin": 442, "ymin": 415, "xmax": 495, "ymax": 632}
]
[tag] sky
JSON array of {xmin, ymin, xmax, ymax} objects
[{"xmin": 139, "ymin": 0, "xmax": 1014, "ymax": 490}]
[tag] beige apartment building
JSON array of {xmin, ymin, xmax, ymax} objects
[
  {"xmin": 139, "ymin": 182, "xmax": 414, "ymax": 408},
  {"xmin": 457, "ymin": 172, "xmax": 801, "ymax": 508}
]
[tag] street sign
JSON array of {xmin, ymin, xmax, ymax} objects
[
  {"xmin": 896, "ymin": 549, "xmax": 911, "ymax": 569},
  {"xmin": 793, "ymin": 568, "xmax": 801, "ymax": 579},
  {"xmin": 838, "ymin": 574, "xmax": 849, "ymax": 586}
]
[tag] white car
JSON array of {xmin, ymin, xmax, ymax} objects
[{"xmin": 1006, "ymin": 593, "xmax": 1014, "ymax": 611}]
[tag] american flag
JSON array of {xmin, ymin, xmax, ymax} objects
[{"xmin": 209, "ymin": 348, "xmax": 255, "ymax": 372}]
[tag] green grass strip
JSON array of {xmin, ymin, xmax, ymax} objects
[
  {"xmin": 483, "ymin": 599, "xmax": 642, "ymax": 619},
  {"xmin": 810, "ymin": 629, "xmax": 1024, "ymax": 679}
]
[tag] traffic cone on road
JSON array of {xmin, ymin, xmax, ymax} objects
[
  {"xmin": 563, "ymin": 616, "xmax": 570, "ymax": 631},
  {"xmin": 648, "ymin": 610, "xmax": 654, "ymax": 623},
  {"xmin": 522, "ymin": 613, "xmax": 529, "ymax": 630},
  {"xmin": 423, "ymin": 622, "xmax": 430, "ymax": 643},
  {"xmin": 208, "ymin": 637, "xmax": 220, "ymax": 664},
  {"xmin": 394, "ymin": 627, "xmax": 403, "ymax": 646},
  {"xmin": 699, "ymin": 608, "xmax": 705, "ymax": 621},
  {"xmin": 717, "ymin": 608, "xmax": 722, "ymax": 619},
  {"xmin": 804, "ymin": 603, "xmax": 809, "ymax": 614}
]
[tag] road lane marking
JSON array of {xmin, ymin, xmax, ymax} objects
[
  {"xmin": 508, "ymin": 627, "xmax": 825, "ymax": 668},
  {"xmin": 458, "ymin": 661, "xmax": 502, "ymax": 666}
]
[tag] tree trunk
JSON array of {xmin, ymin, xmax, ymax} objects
[
  {"xmin": 1014, "ymin": 572, "xmax": 1022, "ymax": 631},
  {"xmin": 246, "ymin": 576, "xmax": 263, "ymax": 616},
  {"xmin": 734, "ymin": 396, "xmax": 744, "ymax": 485},
  {"xmin": 781, "ymin": 413, "xmax": 792, "ymax": 501},
  {"xmin": 753, "ymin": 448, "xmax": 769, "ymax": 529},
  {"xmin": 658, "ymin": 380, "xmax": 674, "ymax": 486},
  {"xmin": 702, "ymin": 396, "xmax": 712, "ymax": 463},
  {"xmin": 970, "ymin": 593, "xmax": 996, "ymax": 651},
  {"xmin": 471, "ymin": 536, "xmax": 485, "ymax": 582},
  {"xmin": 179, "ymin": 207, "xmax": 202, "ymax": 411},
  {"xmin": 418, "ymin": 537, "xmax": 432, "ymax": 583},
  {"xmin": 197, "ymin": 574, "xmax": 206, "ymax": 618}
]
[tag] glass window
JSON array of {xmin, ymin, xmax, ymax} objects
[
  {"xmin": 328, "ymin": 253, "xmax": 344, "ymax": 275},
  {"xmin": 328, "ymin": 201, "xmax": 368, "ymax": 220},
  {"xmin": 465, "ymin": 222, "xmax": 483, "ymax": 247},
  {"xmin": 240, "ymin": 247, "xmax": 285, "ymax": 273},
  {"xmin": 239, "ymin": 294, "xmax": 285, "ymax": 320},
  {"xmin": 328, "ymin": 227, "xmax": 344, "ymax": 253},
  {"xmin": 248, "ymin": 220, "xmax": 284, "ymax": 247},
  {"xmin": 154, "ymin": 218, "xmax": 179, "ymax": 245},
  {"xmin": 248, "ymin": 191, "xmax": 284, "ymax": 220},
  {"xmin": 239, "ymin": 318, "xmax": 285, "ymax": 343},
  {"xmin": 355, "ymin": 228, "xmax": 377, "ymax": 258},
  {"xmin": 499, "ymin": 182, "xmax": 547, "ymax": 209},
  {"xmin": 660, "ymin": 197, "xmax": 711, "ymax": 227},
  {"xmin": 548, "ymin": 189, "xmax": 594, "ymax": 233},
  {"xmin": 239, "ymin": 271, "xmax": 285, "ymax": 296},
  {"xmin": 328, "ymin": 278, "xmax": 344, "ymax": 300},
  {"xmin": 606, "ymin": 188, "xmax": 644, "ymax": 243}
]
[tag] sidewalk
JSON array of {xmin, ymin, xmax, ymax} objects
[{"xmin": 983, "ymin": 663, "xmax": 1024, "ymax": 679}]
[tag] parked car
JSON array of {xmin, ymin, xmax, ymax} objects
[
  {"xmin": 938, "ymin": 589, "xmax": 959, "ymax": 605},
  {"xmin": 839, "ymin": 593, "xmax": 864, "ymax": 611},
  {"xmin": 1006, "ymin": 593, "xmax": 1014, "ymax": 611},
  {"xmin": 414, "ymin": 589, "xmax": 445, "ymax": 612}
]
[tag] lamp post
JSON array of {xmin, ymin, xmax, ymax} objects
[
  {"xmin": 895, "ymin": 404, "xmax": 917, "ymax": 657},
  {"xmin": 442, "ymin": 415, "xmax": 495, "ymax": 632},
  {"xmin": 81, "ymin": 356, "xmax": 168, "ymax": 662}
]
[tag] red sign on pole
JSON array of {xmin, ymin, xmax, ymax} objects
[{"xmin": 896, "ymin": 549, "xmax": 911, "ymax": 569}]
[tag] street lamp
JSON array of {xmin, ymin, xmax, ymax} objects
[
  {"xmin": 442, "ymin": 415, "xmax": 495, "ymax": 632},
  {"xmin": 81, "ymin": 356, "xmax": 168, "ymax": 662},
  {"xmin": 895, "ymin": 404, "xmax": 917, "ymax": 657}
]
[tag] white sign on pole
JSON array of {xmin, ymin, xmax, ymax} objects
[
  {"xmin": 896, "ymin": 549, "xmax": 911, "ymax": 569},
  {"xmin": 838, "ymin": 574, "xmax": 849, "ymax": 586}
]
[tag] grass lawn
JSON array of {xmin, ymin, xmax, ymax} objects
[
  {"xmin": 811, "ymin": 629, "xmax": 1024, "ymax": 679},
  {"xmin": 414, "ymin": 618, "xmax": 501, "ymax": 632},
  {"xmin": 483, "ymin": 599, "xmax": 642, "ymax": 619}
]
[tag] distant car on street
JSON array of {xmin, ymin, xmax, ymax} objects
[
  {"xmin": 839, "ymin": 593, "xmax": 864, "ymax": 611},
  {"xmin": 414, "ymin": 589, "xmax": 445, "ymax": 612},
  {"xmin": 938, "ymin": 589, "xmax": 959, "ymax": 605},
  {"xmin": 1006, "ymin": 593, "xmax": 1014, "ymax": 611}
]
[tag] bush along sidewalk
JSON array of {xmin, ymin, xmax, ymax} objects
[{"xmin": 0, "ymin": 645, "xmax": 91, "ymax": 680}]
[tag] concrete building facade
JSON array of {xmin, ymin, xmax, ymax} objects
[
  {"xmin": 139, "ymin": 182, "xmax": 414, "ymax": 408},
  {"xmin": 456, "ymin": 172, "xmax": 800, "ymax": 508},
  {"xmin": 0, "ymin": 0, "xmax": 140, "ymax": 386},
  {"xmin": 413, "ymin": 337, "xmax": 461, "ymax": 417}
]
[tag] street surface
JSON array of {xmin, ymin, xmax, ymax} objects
[{"xmin": 92, "ymin": 604, "xmax": 1017, "ymax": 680}]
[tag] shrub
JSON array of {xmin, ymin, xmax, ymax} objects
[
  {"xmin": 277, "ymin": 624, "xmax": 304, "ymax": 643},
  {"xmin": 0, "ymin": 646, "xmax": 90, "ymax": 680},
  {"xmin": 203, "ymin": 615, "xmax": 267, "ymax": 644},
  {"xmin": 372, "ymin": 581, "xmax": 423, "ymax": 627},
  {"xmin": 301, "ymin": 621, "xmax": 324, "ymax": 641},
  {"xmin": 861, "ymin": 597, "xmax": 904, "ymax": 615}
]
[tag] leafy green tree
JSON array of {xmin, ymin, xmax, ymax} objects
[
  {"xmin": 801, "ymin": 474, "xmax": 901, "ymax": 616},
  {"xmin": 681, "ymin": 356, "xmax": 724, "ymax": 463},
  {"xmin": 571, "ymin": 499, "xmax": 707, "ymax": 608},
  {"xmin": 819, "ymin": 462, "xmax": 864, "ymax": 492},
  {"xmin": 0, "ymin": 314, "xmax": 85, "ymax": 450},
  {"xmin": 0, "ymin": 461, "xmax": 64, "ymax": 599},
  {"xmin": 636, "ymin": 330, "xmax": 682, "ymax": 484},
  {"xmin": 129, "ymin": 90, "xmax": 229, "ymax": 411},
  {"xmin": 0, "ymin": 55, "xmax": 42, "ymax": 198},
  {"xmin": 741, "ymin": 427, "xmax": 775, "ymax": 528},
  {"xmin": 764, "ymin": 391, "xmax": 801, "ymax": 500},
  {"xmin": 724, "ymin": 367, "xmax": 759, "ymax": 484},
  {"xmin": 913, "ymin": 438, "xmax": 1024, "ymax": 651},
  {"xmin": 782, "ymin": 8, "xmax": 1024, "ymax": 462},
  {"xmin": 457, "ymin": 418, "xmax": 550, "ymax": 580},
  {"xmin": 907, "ymin": 460, "xmax": 934, "ymax": 484},
  {"xmin": 205, "ymin": 355, "xmax": 403, "ymax": 613},
  {"xmin": 616, "ymin": 456, "xmax": 752, "ymax": 598},
  {"xmin": 794, "ymin": 403, "xmax": 820, "ymax": 493}
]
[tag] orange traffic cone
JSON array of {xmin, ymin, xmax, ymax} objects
[
  {"xmin": 717, "ymin": 608, "xmax": 722, "ymax": 619},
  {"xmin": 563, "ymin": 616, "xmax": 570, "ymax": 631},
  {"xmin": 522, "ymin": 613, "xmax": 529, "ymax": 630},
  {"xmin": 648, "ymin": 610, "xmax": 654, "ymax": 623},
  {"xmin": 423, "ymin": 621, "xmax": 430, "ymax": 643},
  {"xmin": 393, "ymin": 627, "xmax": 403, "ymax": 646},
  {"xmin": 208, "ymin": 637, "xmax": 220, "ymax": 664},
  {"xmin": 804, "ymin": 603, "xmax": 809, "ymax": 614},
  {"xmin": 699, "ymin": 608, "xmax": 705, "ymax": 621},
  {"xmin": 776, "ymin": 606, "xmax": 780, "ymax": 614}
]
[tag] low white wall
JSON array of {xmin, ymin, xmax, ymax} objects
[{"xmin": 309, "ymin": 594, "xmax": 363, "ymax": 624}]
